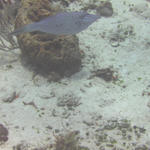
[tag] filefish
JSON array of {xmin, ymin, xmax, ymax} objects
[{"xmin": 10, "ymin": 11, "xmax": 100, "ymax": 35}]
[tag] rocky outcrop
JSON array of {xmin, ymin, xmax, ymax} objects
[{"xmin": 15, "ymin": 0, "xmax": 81, "ymax": 78}]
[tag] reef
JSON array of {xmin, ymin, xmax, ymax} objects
[{"xmin": 14, "ymin": 0, "xmax": 82, "ymax": 78}]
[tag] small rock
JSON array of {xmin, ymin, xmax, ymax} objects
[
  {"xmin": 117, "ymin": 120, "xmax": 130, "ymax": 129},
  {"xmin": 135, "ymin": 144, "xmax": 148, "ymax": 150},
  {"xmin": 104, "ymin": 121, "xmax": 117, "ymax": 130},
  {"xmin": 110, "ymin": 38, "xmax": 120, "ymax": 47},
  {"xmin": 92, "ymin": 68, "xmax": 116, "ymax": 82},
  {"xmin": 96, "ymin": 1, "xmax": 113, "ymax": 17}
]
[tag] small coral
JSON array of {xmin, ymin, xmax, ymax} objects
[
  {"xmin": 57, "ymin": 92, "xmax": 81, "ymax": 110},
  {"xmin": 54, "ymin": 131, "xmax": 79, "ymax": 150}
]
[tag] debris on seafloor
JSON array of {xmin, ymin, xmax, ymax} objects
[
  {"xmin": 22, "ymin": 101, "xmax": 38, "ymax": 110},
  {"xmin": 130, "ymin": 2, "xmax": 150, "ymax": 19},
  {"xmin": 90, "ymin": 68, "xmax": 118, "ymax": 82},
  {"xmin": 94, "ymin": 119, "xmax": 148, "ymax": 149},
  {"xmin": 12, "ymin": 131, "xmax": 89, "ymax": 150},
  {"xmin": 100, "ymin": 24, "xmax": 135, "ymax": 48},
  {"xmin": 0, "ymin": 124, "xmax": 9, "ymax": 144},
  {"xmin": 14, "ymin": 0, "xmax": 82, "ymax": 79},
  {"xmin": 2, "ymin": 91, "xmax": 19, "ymax": 103}
]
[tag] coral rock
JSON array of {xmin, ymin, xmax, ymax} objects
[{"xmin": 15, "ymin": 0, "xmax": 81, "ymax": 77}]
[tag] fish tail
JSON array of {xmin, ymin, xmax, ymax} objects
[
  {"xmin": 9, "ymin": 26, "xmax": 27, "ymax": 36},
  {"xmin": 10, "ymin": 23, "xmax": 37, "ymax": 36}
]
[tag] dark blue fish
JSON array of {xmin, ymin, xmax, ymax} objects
[{"xmin": 10, "ymin": 11, "xmax": 100, "ymax": 35}]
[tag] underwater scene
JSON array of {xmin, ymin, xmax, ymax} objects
[{"xmin": 0, "ymin": 0, "xmax": 150, "ymax": 149}]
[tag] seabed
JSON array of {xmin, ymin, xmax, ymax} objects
[{"xmin": 0, "ymin": 0, "xmax": 150, "ymax": 149}]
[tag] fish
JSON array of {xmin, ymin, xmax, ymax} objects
[{"xmin": 10, "ymin": 11, "xmax": 100, "ymax": 36}]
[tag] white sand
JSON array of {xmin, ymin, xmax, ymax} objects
[{"xmin": 1, "ymin": 0, "xmax": 150, "ymax": 149}]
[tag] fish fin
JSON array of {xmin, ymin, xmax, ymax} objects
[{"xmin": 9, "ymin": 26, "xmax": 27, "ymax": 36}]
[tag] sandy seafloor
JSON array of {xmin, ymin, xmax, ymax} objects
[{"xmin": 1, "ymin": 0, "xmax": 150, "ymax": 149}]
